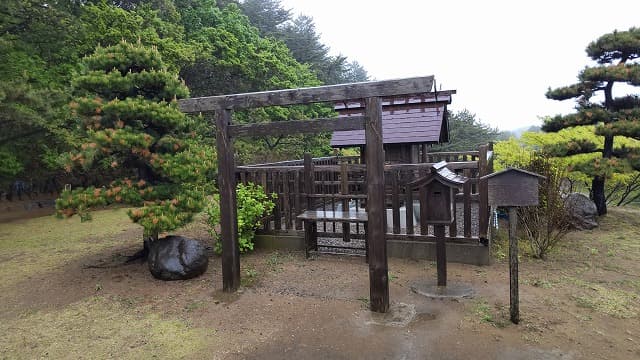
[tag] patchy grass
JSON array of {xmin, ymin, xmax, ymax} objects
[
  {"xmin": 0, "ymin": 296, "xmax": 211, "ymax": 359},
  {"xmin": 0, "ymin": 208, "xmax": 138, "ymax": 289},
  {"xmin": 468, "ymin": 299, "xmax": 509, "ymax": 328},
  {"xmin": 566, "ymin": 277, "xmax": 638, "ymax": 319}
]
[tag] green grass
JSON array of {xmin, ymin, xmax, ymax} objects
[
  {"xmin": 565, "ymin": 276, "xmax": 639, "ymax": 319},
  {"xmin": 0, "ymin": 208, "xmax": 138, "ymax": 289},
  {"xmin": 0, "ymin": 296, "xmax": 212, "ymax": 359},
  {"xmin": 469, "ymin": 299, "xmax": 509, "ymax": 328}
]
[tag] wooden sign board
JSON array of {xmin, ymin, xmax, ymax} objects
[
  {"xmin": 408, "ymin": 161, "xmax": 467, "ymax": 225},
  {"xmin": 481, "ymin": 168, "xmax": 545, "ymax": 207},
  {"xmin": 425, "ymin": 181, "xmax": 456, "ymax": 224}
]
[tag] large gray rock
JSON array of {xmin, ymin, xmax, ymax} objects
[
  {"xmin": 148, "ymin": 236, "xmax": 208, "ymax": 280},
  {"xmin": 564, "ymin": 193, "xmax": 598, "ymax": 230}
]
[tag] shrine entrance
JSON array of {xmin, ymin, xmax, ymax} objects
[{"xmin": 179, "ymin": 76, "xmax": 435, "ymax": 312}]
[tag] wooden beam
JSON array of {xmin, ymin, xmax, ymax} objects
[
  {"xmin": 179, "ymin": 76, "xmax": 434, "ymax": 112},
  {"xmin": 229, "ymin": 116, "xmax": 365, "ymax": 137},
  {"xmin": 365, "ymin": 97, "xmax": 389, "ymax": 313},
  {"xmin": 216, "ymin": 109, "xmax": 240, "ymax": 291}
]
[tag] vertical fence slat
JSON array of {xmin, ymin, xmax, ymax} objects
[
  {"xmin": 294, "ymin": 170, "xmax": 302, "ymax": 230},
  {"xmin": 273, "ymin": 171, "xmax": 282, "ymax": 231},
  {"xmin": 419, "ymin": 186, "xmax": 428, "ymax": 235},
  {"xmin": 478, "ymin": 144, "xmax": 489, "ymax": 239},
  {"xmin": 341, "ymin": 162, "xmax": 351, "ymax": 242},
  {"xmin": 463, "ymin": 168, "xmax": 472, "ymax": 238},
  {"xmin": 405, "ymin": 187, "xmax": 414, "ymax": 235},
  {"xmin": 392, "ymin": 170, "xmax": 401, "ymax": 234},
  {"xmin": 282, "ymin": 171, "xmax": 291, "ymax": 230}
]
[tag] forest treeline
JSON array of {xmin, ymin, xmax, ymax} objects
[{"xmin": 0, "ymin": 0, "xmax": 371, "ymax": 186}]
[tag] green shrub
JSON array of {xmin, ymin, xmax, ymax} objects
[
  {"xmin": 206, "ymin": 183, "xmax": 276, "ymax": 254},
  {"xmin": 517, "ymin": 153, "xmax": 573, "ymax": 259}
]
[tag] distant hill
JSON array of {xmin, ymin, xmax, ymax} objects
[{"xmin": 501, "ymin": 125, "xmax": 541, "ymax": 139}]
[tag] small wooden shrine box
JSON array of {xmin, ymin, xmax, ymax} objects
[
  {"xmin": 481, "ymin": 168, "xmax": 545, "ymax": 207},
  {"xmin": 408, "ymin": 161, "xmax": 468, "ymax": 224}
]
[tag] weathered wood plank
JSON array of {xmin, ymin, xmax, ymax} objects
[
  {"xmin": 296, "ymin": 210, "xmax": 368, "ymax": 222},
  {"xmin": 341, "ymin": 162, "xmax": 351, "ymax": 242},
  {"xmin": 365, "ymin": 97, "xmax": 389, "ymax": 313},
  {"xmin": 509, "ymin": 207, "xmax": 519, "ymax": 324},
  {"xmin": 463, "ymin": 168, "xmax": 472, "ymax": 238},
  {"xmin": 435, "ymin": 224, "xmax": 447, "ymax": 287},
  {"xmin": 385, "ymin": 161, "xmax": 478, "ymax": 171},
  {"xmin": 216, "ymin": 109, "xmax": 240, "ymax": 292},
  {"xmin": 303, "ymin": 154, "xmax": 314, "ymax": 211},
  {"xmin": 229, "ymin": 116, "xmax": 365, "ymax": 137},
  {"xmin": 405, "ymin": 189, "xmax": 414, "ymax": 235},
  {"xmin": 294, "ymin": 171, "xmax": 302, "ymax": 230},
  {"xmin": 273, "ymin": 171, "xmax": 282, "ymax": 231},
  {"xmin": 392, "ymin": 170, "xmax": 401, "ymax": 234},
  {"xmin": 384, "ymin": 233, "xmax": 479, "ymax": 244},
  {"xmin": 282, "ymin": 171, "xmax": 291, "ymax": 230},
  {"xmin": 478, "ymin": 144, "xmax": 489, "ymax": 239},
  {"xmin": 179, "ymin": 76, "xmax": 434, "ymax": 112},
  {"xmin": 419, "ymin": 187, "xmax": 428, "ymax": 235}
]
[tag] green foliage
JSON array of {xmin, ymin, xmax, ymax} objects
[
  {"xmin": 56, "ymin": 41, "xmax": 215, "ymax": 238},
  {"xmin": 0, "ymin": 149, "xmax": 23, "ymax": 179},
  {"xmin": 495, "ymin": 129, "xmax": 640, "ymax": 206},
  {"xmin": 0, "ymin": 0, "xmax": 368, "ymax": 186},
  {"xmin": 238, "ymin": 0, "xmax": 369, "ymax": 85},
  {"xmin": 493, "ymin": 138, "xmax": 533, "ymax": 171},
  {"xmin": 516, "ymin": 154, "xmax": 573, "ymax": 259},
  {"xmin": 205, "ymin": 183, "xmax": 276, "ymax": 254},
  {"xmin": 544, "ymin": 27, "xmax": 640, "ymax": 215},
  {"xmin": 431, "ymin": 110, "xmax": 505, "ymax": 152}
]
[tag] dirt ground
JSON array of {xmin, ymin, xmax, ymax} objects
[{"xmin": 0, "ymin": 206, "xmax": 638, "ymax": 359}]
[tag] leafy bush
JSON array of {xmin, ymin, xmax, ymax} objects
[
  {"xmin": 206, "ymin": 183, "xmax": 276, "ymax": 254},
  {"xmin": 517, "ymin": 153, "xmax": 573, "ymax": 259}
]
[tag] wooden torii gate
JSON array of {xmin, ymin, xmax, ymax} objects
[{"xmin": 179, "ymin": 76, "xmax": 434, "ymax": 313}]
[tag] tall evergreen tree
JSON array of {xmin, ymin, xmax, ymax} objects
[
  {"xmin": 56, "ymin": 41, "xmax": 215, "ymax": 245},
  {"xmin": 431, "ymin": 110, "xmax": 503, "ymax": 152},
  {"xmin": 544, "ymin": 27, "xmax": 640, "ymax": 215}
]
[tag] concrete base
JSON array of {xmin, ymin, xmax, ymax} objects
[
  {"xmin": 387, "ymin": 240, "xmax": 490, "ymax": 266},
  {"xmin": 254, "ymin": 231, "xmax": 306, "ymax": 251},
  {"xmin": 411, "ymin": 280, "xmax": 474, "ymax": 299},
  {"xmin": 254, "ymin": 232, "xmax": 491, "ymax": 265}
]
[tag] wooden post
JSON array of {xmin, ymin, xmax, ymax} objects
[
  {"xmin": 215, "ymin": 109, "xmax": 240, "ymax": 292},
  {"xmin": 478, "ymin": 144, "xmax": 489, "ymax": 240},
  {"xmin": 435, "ymin": 224, "xmax": 447, "ymax": 286},
  {"xmin": 303, "ymin": 154, "xmax": 315, "ymax": 257},
  {"xmin": 365, "ymin": 97, "xmax": 389, "ymax": 313},
  {"xmin": 508, "ymin": 207, "xmax": 519, "ymax": 324},
  {"xmin": 341, "ymin": 162, "xmax": 351, "ymax": 242}
]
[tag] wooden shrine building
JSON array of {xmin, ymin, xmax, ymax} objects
[{"xmin": 331, "ymin": 90, "xmax": 455, "ymax": 163}]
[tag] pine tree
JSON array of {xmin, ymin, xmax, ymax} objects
[
  {"xmin": 56, "ymin": 40, "xmax": 215, "ymax": 244},
  {"xmin": 544, "ymin": 27, "xmax": 640, "ymax": 215}
]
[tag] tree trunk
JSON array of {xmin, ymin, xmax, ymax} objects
[
  {"xmin": 593, "ymin": 133, "xmax": 614, "ymax": 216},
  {"xmin": 592, "ymin": 176, "xmax": 607, "ymax": 216}
]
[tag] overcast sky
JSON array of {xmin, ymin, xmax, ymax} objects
[{"xmin": 280, "ymin": 0, "xmax": 639, "ymax": 131}]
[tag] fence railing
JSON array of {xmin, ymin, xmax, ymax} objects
[{"xmin": 236, "ymin": 144, "xmax": 493, "ymax": 244}]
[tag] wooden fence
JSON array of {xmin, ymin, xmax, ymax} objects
[{"xmin": 236, "ymin": 144, "xmax": 493, "ymax": 247}]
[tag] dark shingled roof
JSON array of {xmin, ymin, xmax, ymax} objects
[{"xmin": 330, "ymin": 91, "xmax": 454, "ymax": 147}]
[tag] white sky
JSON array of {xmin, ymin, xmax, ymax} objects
[{"xmin": 280, "ymin": 0, "xmax": 640, "ymax": 131}]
